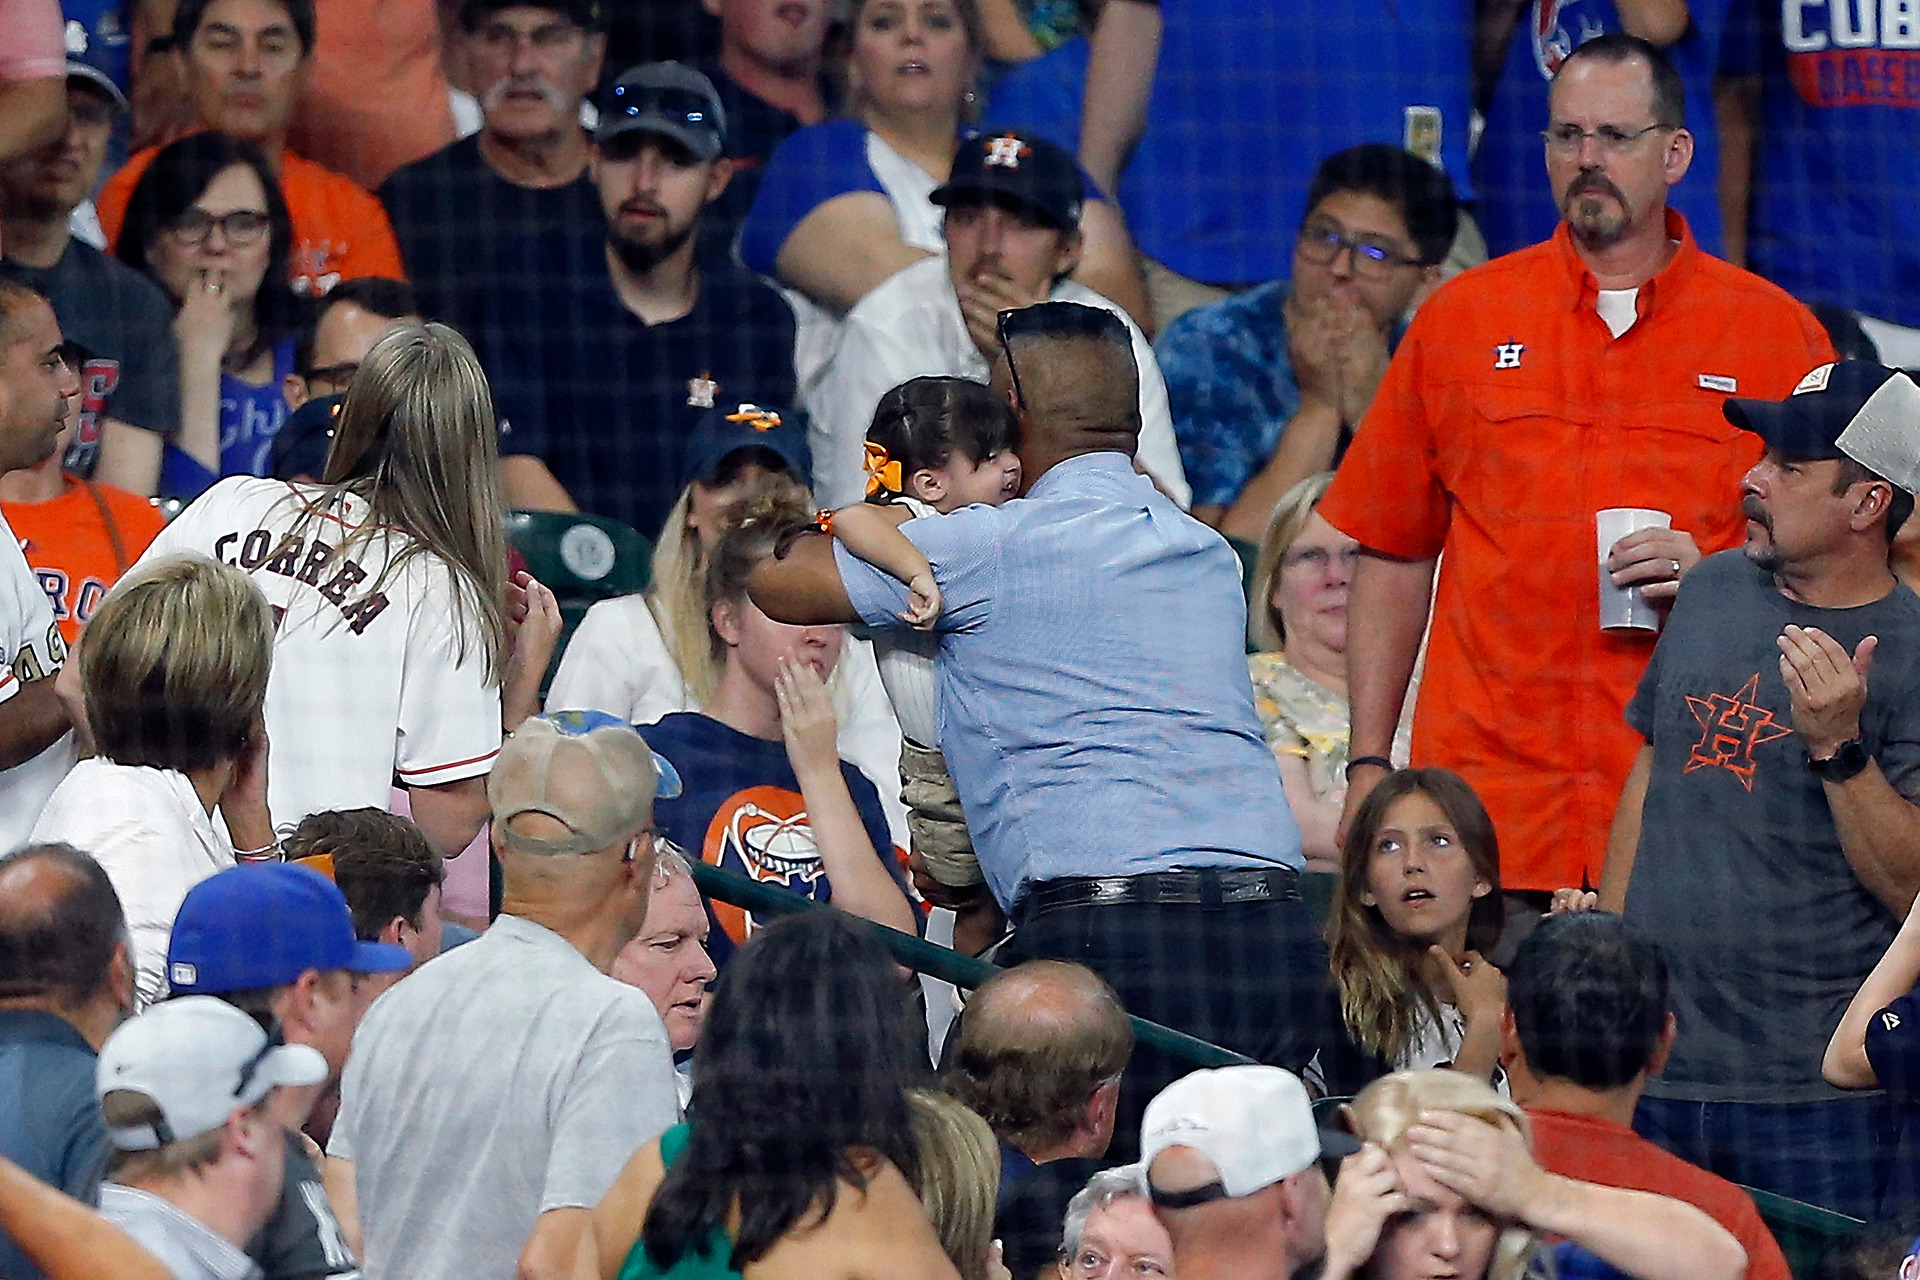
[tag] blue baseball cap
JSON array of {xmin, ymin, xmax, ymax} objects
[
  {"xmin": 167, "ymin": 863, "xmax": 411, "ymax": 994},
  {"xmin": 680, "ymin": 401, "xmax": 812, "ymax": 493}
]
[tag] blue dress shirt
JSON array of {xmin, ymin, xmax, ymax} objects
[{"xmin": 835, "ymin": 451, "xmax": 1303, "ymax": 909}]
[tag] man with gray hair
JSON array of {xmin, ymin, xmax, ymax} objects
[
  {"xmin": 1057, "ymin": 1165, "xmax": 1173, "ymax": 1280},
  {"xmin": 0, "ymin": 842, "xmax": 133, "ymax": 1280},
  {"xmin": 610, "ymin": 842, "xmax": 714, "ymax": 1112},
  {"xmin": 324, "ymin": 711, "xmax": 680, "ymax": 1280}
]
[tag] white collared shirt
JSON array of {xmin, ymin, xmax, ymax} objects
[
  {"xmin": 99, "ymin": 1183, "xmax": 261, "ymax": 1280},
  {"xmin": 808, "ymin": 256, "xmax": 1191, "ymax": 511},
  {"xmin": 31, "ymin": 759, "xmax": 233, "ymax": 1008}
]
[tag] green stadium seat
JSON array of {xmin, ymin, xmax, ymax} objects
[{"xmin": 504, "ymin": 510, "xmax": 652, "ymax": 693}]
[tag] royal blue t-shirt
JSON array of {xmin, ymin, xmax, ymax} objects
[
  {"xmin": 980, "ymin": 36, "xmax": 1091, "ymax": 157},
  {"xmin": 1723, "ymin": 0, "xmax": 1920, "ymax": 326},
  {"xmin": 159, "ymin": 335, "xmax": 295, "ymax": 500},
  {"xmin": 1113, "ymin": 0, "xmax": 1473, "ymax": 286},
  {"xmin": 1475, "ymin": 0, "xmax": 1729, "ymax": 259},
  {"xmin": 639, "ymin": 711, "xmax": 907, "ymax": 966}
]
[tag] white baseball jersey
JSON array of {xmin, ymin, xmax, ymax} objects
[
  {"xmin": 0, "ymin": 508, "xmax": 76, "ymax": 853},
  {"xmin": 806, "ymin": 256, "xmax": 1191, "ymax": 510},
  {"xmin": 139, "ymin": 477, "xmax": 502, "ymax": 830}
]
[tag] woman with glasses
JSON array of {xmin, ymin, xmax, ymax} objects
[
  {"xmin": 115, "ymin": 134, "xmax": 300, "ymax": 501},
  {"xmin": 737, "ymin": 0, "xmax": 1147, "ymax": 407},
  {"xmin": 1246, "ymin": 472, "xmax": 1412, "ymax": 872}
]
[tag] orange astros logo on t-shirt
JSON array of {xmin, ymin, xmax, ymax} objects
[{"xmin": 700, "ymin": 785, "xmax": 827, "ymax": 943}]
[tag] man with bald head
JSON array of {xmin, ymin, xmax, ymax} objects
[
  {"xmin": 752, "ymin": 301, "xmax": 1339, "ymax": 1160},
  {"xmin": 947, "ymin": 960, "xmax": 1133, "ymax": 1280},
  {"xmin": 0, "ymin": 843, "xmax": 133, "ymax": 1280}
]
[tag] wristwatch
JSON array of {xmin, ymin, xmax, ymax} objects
[{"xmin": 1809, "ymin": 739, "xmax": 1871, "ymax": 783}]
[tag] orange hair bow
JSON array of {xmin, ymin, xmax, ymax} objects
[{"xmin": 864, "ymin": 442, "xmax": 903, "ymax": 498}]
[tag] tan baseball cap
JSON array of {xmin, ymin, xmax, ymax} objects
[{"xmin": 489, "ymin": 711, "xmax": 680, "ymax": 856}]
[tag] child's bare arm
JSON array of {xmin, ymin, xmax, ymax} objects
[{"xmin": 827, "ymin": 504, "xmax": 942, "ymax": 626}]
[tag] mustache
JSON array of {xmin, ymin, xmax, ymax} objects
[
  {"xmin": 618, "ymin": 199, "xmax": 668, "ymax": 220},
  {"xmin": 480, "ymin": 75, "xmax": 568, "ymax": 115},
  {"xmin": 1567, "ymin": 171, "xmax": 1627, "ymax": 204},
  {"xmin": 1742, "ymin": 496, "xmax": 1773, "ymax": 531}
]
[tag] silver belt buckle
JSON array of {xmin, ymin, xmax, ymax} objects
[{"xmin": 1090, "ymin": 877, "xmax": 1133, "ymax": 905}]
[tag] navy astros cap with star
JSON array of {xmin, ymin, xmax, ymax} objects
[
  {"xmin": 680, "ymin": 401, "xmax": 811, "ymax": 492},
  {"xmin": 932, "ymin": 131, "xmax": 1085, "ymax": 231},
  {"xmin": 1723, "ymin": 360, "xmax": 1920, "ymax": 494}
]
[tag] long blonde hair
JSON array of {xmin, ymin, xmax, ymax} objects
[
  {"xmin": 645, "ymin": 471, "xmax": 815, "ymax": 707},
  {"xmin": 306, "ymin": 321, "xmax": 508, "ymax": 682},
  {"xmin": 1347, "ymin": 1071, "xmax": 1541, "ymax": 1280},
  {"xmin": 1248, "ymin": 471, "xmax": 1335, "ymax": 652},
  {"xmin": 1327, "ymin": 769, "xmax": 1505, "ymax": 1066},
  {"xmin": 907, "ymin": 1090, "xmax": 999, "ymax": 1280}
]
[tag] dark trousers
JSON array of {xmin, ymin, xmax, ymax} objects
[
  {"xmin": 997, "ymin": 886, "xmax": 1347, "ymax": 1164},
  {"xmin": 1633, "ymin": 1093, "xmax": 1902, "ymax": 1219}
]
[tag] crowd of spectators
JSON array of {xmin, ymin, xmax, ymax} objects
[{"xmin": 6, "ymin": 0, "xmax": 1920, "ymax": 1276}]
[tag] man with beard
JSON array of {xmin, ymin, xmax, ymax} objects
[
  {"xmin": 491, "ymin": 62, "xmax": 798, "ymax": 540},
  {"xmin": 1601, "ymin": 362, "xmax": 1920, "ymax": 1218},
  {"xmin": 378, "ymin": 1, "xmax": 607, "ymax": 344},
  {"xmin": 1322, "ymin": 34, "xmax": 1833, "ymax": 911}
]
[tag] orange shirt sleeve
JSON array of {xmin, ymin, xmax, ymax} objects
[
  {"xmin": 95, "ymin": 147, "xmax": 157, "ymax": 251},
  {"xmin": 328, "ymin": 177, "xmax": 406, "ymax": 282},
  {"xmin": 1318, "ymin": 303, "xmax": 1452, "ymax": 561}
]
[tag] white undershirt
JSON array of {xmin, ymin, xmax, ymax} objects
[{"xmin": 1597, "ymin": 287, "xmax": 1640, "ymax": 339}]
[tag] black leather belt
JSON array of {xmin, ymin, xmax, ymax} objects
[{"xmin": 1017, "ymin": 867, "xmax": 1301, "ymax": 918}]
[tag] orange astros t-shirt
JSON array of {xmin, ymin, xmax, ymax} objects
[
  {"xmin": 1319, "ymin": 211, "xmax": 1834, "ymax": 892},
  {"xmin": 4, "ymin": 478, "xmax": 167, "ymax": 645},
  {"xmin": 97, "ymin": 143, "xmax": 405, "ymax": 296}
]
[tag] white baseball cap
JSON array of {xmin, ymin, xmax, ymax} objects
[
  {"xmin": 95, "ymin": 996, "xmax": 328, "ymax": 1151},
  {"xmin": 1140, "ymin": 1065, "xmax": 1358, "ymax": 1199}
]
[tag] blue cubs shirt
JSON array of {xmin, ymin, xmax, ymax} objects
[
  {"xmin": 1475, "ymin": 0, "xmax": 1729, "ymax": 259},
  {"xmin": 639, "ymin": 712, "xmax": 908, "ymax": 967},
  {"xmin": 1726, "ymin": 0, "xmax": 1920, "ymax": 326}
]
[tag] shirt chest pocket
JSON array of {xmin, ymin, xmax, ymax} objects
[{"xmin": 1454, "ymin": 386, "xmax": 1591, "ymax": 528}]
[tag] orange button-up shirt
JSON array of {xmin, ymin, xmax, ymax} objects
[
  {"xmin": 98, "ymin": 144, "xmax": 405, "ymax": 297},
  {"xmin": 1320, "ymin": 211, "xmax": 1834, "ymax": 892}
]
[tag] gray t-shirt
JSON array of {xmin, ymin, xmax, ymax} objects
[
  {"xmin": 99, "ymin": 1183, "xmax": 261, "ymax": 1280},
  {"xmin": 1624, "ymin": 551, "xmax": 1919, "ymax": 1102},
  {"xmin": 329, "ymin": 914, "xmax": 677, "ymax": 1280}
]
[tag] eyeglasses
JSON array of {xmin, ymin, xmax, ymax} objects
[
  {"xmin": 163, "ymin": 208, "xmax": 271, "ymax": 247},
  {"xmin": 1296, "ymin": 221, "xmax": 1423, "ymax": 277},
  {"xmin": 996, "ymin": 309, "xmax": 1028, "ymax": 408},
  {"xmin": 302, "ymin": 361, "xmax": 359, "ymax": 392},
  {"xmin": 1540, "ymin": 121, "xmax": 1675, "ymax": 156},
  {"xmin": 1283, "ymin": 545, "xmax": 1364, "ymax": 576},
  {"xmin": 475, "ymin": 19, "xmax": 585, "ymax": 50}
]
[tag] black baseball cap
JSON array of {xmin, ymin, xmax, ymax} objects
[
  {"xmin": 931, "ymin": 131, "xmax": 1084, "ymax": 231},
  {"xmin": 460, "ymin": 0, "xmax": 603, "ymax": 31},
  {"xmin": 271, "ymin": 394, "xmax": 343, "ymax": 481},
  {"xmin": 1723, "ymin": 360, "xmax": 1920, "ymax": 493},
  {"xmin": 596, "ymin": 63, "xmax": 726, "ymax": 160},
  {"xmin": 680, "ymin": 402, "xmax": 812, "ymax": 492}
]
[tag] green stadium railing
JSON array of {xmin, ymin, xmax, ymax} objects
[
  {"xmin": 1738, "ymin": 1184, "xmax": 1865, "ymax": 1279},
  {"xmin": 688, "ymin": 859, "xmax": 1255, "ymax": 1071}
]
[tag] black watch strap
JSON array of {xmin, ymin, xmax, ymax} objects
[
  {"xmin": 1809, "ymin": 739, "xmax": 1871, "ymax": 784},
  {"xmin": 1346, "ymin": 755, "xmax": 1395, "ymax": 778}
]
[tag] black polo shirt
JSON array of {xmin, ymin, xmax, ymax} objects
[
  {"xmin": 486, "ymin": 239, "xmax": 797, "ymax": 541},
  {"xmin": 0, "ymin": 1010, "xmax": 109, "ymax": 1280}
]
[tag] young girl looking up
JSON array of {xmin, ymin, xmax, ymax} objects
[
  {"xmin": 820, "ymin": 376, "xmax": 1020, "ymax": 954},
  {"xmin": 1329, "ymin": 768, "xmax": 1509, "ymax": 1082}
]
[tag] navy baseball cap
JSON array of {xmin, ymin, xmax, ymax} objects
[
  {"xmin": 1724, "ymin": 361, "xmax": 1920, "ymax": 493},
  {"xmin": 680, "ymin": 401, "xmax": 811, "ymax": 492},
  {"xmin": 271, "ymin": 394, "xmax": 342, "ymax": 481},
  {"xmin": 167, "ymin": 863, "xmax": 410, "ymax": 994},
  {"xmin": 932, "ymin": 131, "xmax": 1085, "ymax": 231},
  {"xmin": 596, "ymin": 63, "xmax": 726, "ymax": 160}
]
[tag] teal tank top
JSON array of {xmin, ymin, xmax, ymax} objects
[{"xmin": 616, "ymin": 1125, "xmax": 743, "ymax": 1280}]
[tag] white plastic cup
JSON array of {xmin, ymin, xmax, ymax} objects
[{"xmin": 1597, "ymin": 508, "xmax": 1672, "ymax": 633}]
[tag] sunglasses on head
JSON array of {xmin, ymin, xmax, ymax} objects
[{"xmin": 606, "ymin": 84, "xmax": 716, "ymax": 129}]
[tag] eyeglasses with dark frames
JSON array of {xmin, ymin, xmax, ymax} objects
[
  {"xmin": 164, "ymin": 208, "xmax": 271, "ymax": 248},
  {"xmin": 1295, "ymin": 220, "xmax": 1424, "ymax": 277}
]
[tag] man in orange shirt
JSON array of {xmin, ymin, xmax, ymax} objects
[
  {"xmin": 1501, "ymin": 911, "xmax": 1792, "ymax": 1280},
  {"xmin": 99, "ymin": 0, "xmax": 404, "ymax": 297},
  {"xmin": 1322, "ymin": 33, "xmax": 1833, "ymax": 899},
  {"xmin": 0, "ymin": 396, "xmax": 165, "ymax": 646}
]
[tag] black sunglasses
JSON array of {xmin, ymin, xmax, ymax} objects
[{"xmin": 606, "ymin": 83, "xmax": 717, "ymax": 129}]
